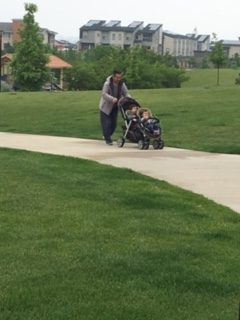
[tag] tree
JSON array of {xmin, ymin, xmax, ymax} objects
[
  {"xmin": 210, "ymin": 34, "xmax": 226, "ymax": 86},
  {"xmin": 64, "ymin": 62, "xmax": 98, "ymax": 90},
  {"xmin": 61, "ymin": 45, "xmax": 188, "ymax": 90},
  {"xmin": 11, "ymin": 3, "xmax": 50, "ymax": 91}
]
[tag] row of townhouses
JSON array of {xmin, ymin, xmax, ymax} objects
[
  {"xmin": 79, "ymin": 20, "xmax": 211, "ymax": 57},
  {"xmin": 1, "ymin": 19, "xmax": 240, "ymax": 60},
  {"xmin": 79, "ymin": 20, "xmax": 240, "ymax": 61},
  {"xmin": 0, "ymin": 20, "xmax": 76, "ymax": 53},
  {"xmin": 0, "ymin": 19, "xmax": 56, "ymax": 50}
]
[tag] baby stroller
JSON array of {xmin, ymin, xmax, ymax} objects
[{"xmin": 117, "ymin": 97, "xmax": 164, "ymax": 150}]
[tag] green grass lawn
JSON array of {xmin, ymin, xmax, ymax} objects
[
  {"xmin": 0, "ymin": 74, "xmax": 239, "ymax": 319},
  {"xmin": 0, "ymin": 84, "xmax": 240, "ymax": 154},
  {"xmin": 0, "ymin": 148, "xmax": 239, "ymax": 320},
  {"xmin": 182, "ymin": 68, "xmax": 240, "ymax": 88}
]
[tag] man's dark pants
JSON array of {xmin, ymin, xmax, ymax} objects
[{"xmin": 100, "ymin": 106, "xmax": 118, "ymax": 141}]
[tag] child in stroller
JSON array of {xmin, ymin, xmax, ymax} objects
[
  {"xmin": 117, "ymin": 97, "xmax": 164, "ymax": 150},
  {"xmin": 138, "ymin": 108, "xmax": 160, "ymax": 136}
]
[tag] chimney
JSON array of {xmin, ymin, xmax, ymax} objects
[{"xmin": 12, "ymin": 19, "xmax": 24, "ymax": 44}]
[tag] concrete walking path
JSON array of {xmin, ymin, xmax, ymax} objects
[{"xmin": 0, "ymin": 132, "xmax": 239, "ymax": 213}]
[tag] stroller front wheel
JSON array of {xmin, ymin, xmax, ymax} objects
[{"xmin": 117, "ymin": 137, "xmax": 125, "ymax": 148}]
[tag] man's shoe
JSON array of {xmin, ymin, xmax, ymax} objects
[{"xmin": 105, "ymin": 139, "xmax": 113, "ymax": 145}]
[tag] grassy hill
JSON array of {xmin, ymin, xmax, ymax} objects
[
  {"xmin": 182, "ymin": 68, "xmax": 240, "ymax": 88},
  {"xmin": 0, "ymin": 85, "xmax": 240, "ymax": 154},
  {"xmin": 0, "ymin": 80, "xmax": 240, "ymax": 319},
  {"xmin": 0, "ymin": 148, "xmax": 239, "ymax": 320}
]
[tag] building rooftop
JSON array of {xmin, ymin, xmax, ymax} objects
[
  {"xmin": 1, "ymin": 53, "xmax": 13, "ymax": 63},
  {"xmin": 40, "ymin": 28, "xmax": 57, "ymax": 35},
  {"xmin": 104, "ymin": 20, "xmax": 121, "ymax": 27},
  {"xmin": 1, "ymin": 53, "xmax": 72, "ymax": 69},
  {"xmin": 163, "ymin": 30, "xmax": 191, "ymax": 39},
  {"xmin": 143, "ymin": 24, "xmax": 162, "ymax": 33},
  {"xmin": 81, "ymin": 20, "xmax": 145, "ymax": 32},
  {"xmin": 221, "ymin": 40, "xmax": 240, "ymax": 46},
  {"xmin": 0, "ymin": 22, "xmax": 12, "ymax": 33},
  {"xmin": 187, "ymin": 33, "xmax": 210, "ymax": 42},
  {"xmin": 46, "ymin": 55, "xmax": 72, "ymax": 69},
  {"xmin": 128, "ymin": 21, "xmax": 143, "ymax": 29},
  {"xmin": 83, "ymin": 20, "xmax": 106, "ymax": 29}
]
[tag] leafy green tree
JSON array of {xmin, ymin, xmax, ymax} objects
[
  {"xmin": 124, "ymin": 47, "xmax": 143, "ymax": 88},
  {"xmin": 85, "ymin": 45, "xmax": 125, "ymax": 85},
  {"xmin": 64, "ymin": 62, "xmax": 98, "ymax": 90},
  {"xmin": 58, "ymin": 49, "xmax": 83, "ymax": 65},
  {"xmin": 124, "ymin": 47, "xmax": 188, "ymax": 89},
  {"xmin": 61, "ymin": 45, "xmax": 188, "ymax": 90},
  {"xmin": 11, "ymin": 3, "xmax": 50, "ymax": 91},
  {"xmin": 161, "ymin": 52, "xmax": 178, "ymax": 67},
  {"xmin": 210, "ymin": 34, "xmax": 226, "ymax": 85}
]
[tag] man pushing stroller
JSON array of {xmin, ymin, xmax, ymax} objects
[{"xmin": 99, "ymin": 70, "xmax": 130, "ymax": 145}]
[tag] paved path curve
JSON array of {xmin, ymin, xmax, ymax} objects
[{"xmin": 0, "ymin": 132, "xmax": 239, "ymax": 213}]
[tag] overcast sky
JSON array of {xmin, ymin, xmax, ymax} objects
[{"xmin": 1, "ymin": 0, "xmax": 239, "ymax": 42}]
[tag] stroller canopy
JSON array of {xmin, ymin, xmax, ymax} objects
[{"xmin": 118, "ymin": 97, "xmax": 141, "ymax": 111}]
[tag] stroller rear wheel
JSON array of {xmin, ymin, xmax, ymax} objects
[
  {"xmin": 143, "ymin": 143, "xmax": 149, "ymax": 150},
  {"xmin": 117, "ymin": 137, "xmax": 125, "ymax": 148},
  {"xmin": 153, "ymin": 139, "xmax": 164, "ymax": 150},
  {"xmin": 143, "ymin": 139, "xmax": 150, "ymax": 150},
  {"xmin": 138, "ymin": 139, "xmax": 150, "ymax": 150},
  {"xmin": 158, "ymin": 139, "xmax": 164, "ymax": 149},
  {"xmin": 138, "ymin": 139, "xmax": 144, "ymax": 150}
]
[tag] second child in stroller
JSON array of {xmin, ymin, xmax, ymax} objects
[{"xmin": 140, "ymin": 109, "xmax": 160, "ymax": 136}]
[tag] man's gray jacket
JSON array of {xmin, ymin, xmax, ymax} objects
[{"xmin": 99, "ymin": 75, "xmax": 130, "ymax": 115}]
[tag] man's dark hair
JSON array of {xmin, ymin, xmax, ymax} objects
[{"xmin": 112, "ymin": 70, "xmax": 122, "ymax": 76}]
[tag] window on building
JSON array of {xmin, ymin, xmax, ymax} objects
[
  {"xmin": 112, "ymin": 33, "xmax": 116, "ymax": 40},
  {"xmin": 118, "ymin": 33, "xmax": 122, "ymax": 41},
  {"xmin": 143, "ymin": 34, "xmax": 152, "ymax": 42},
  {"xmin": 126, "ymin": 33, "xmax": 132, "ymax": 41},
  {"xmin": 82, "ymin": 31, "xmax": 88, "ymax": 39},
  {"xmin": 102, "ymin": 32, "xmax": 108, "ymax": 41}
]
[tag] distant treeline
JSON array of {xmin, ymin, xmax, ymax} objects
[{"xmin": 55, "ymin": 46, "xmax": 189, "ymax": 90}]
